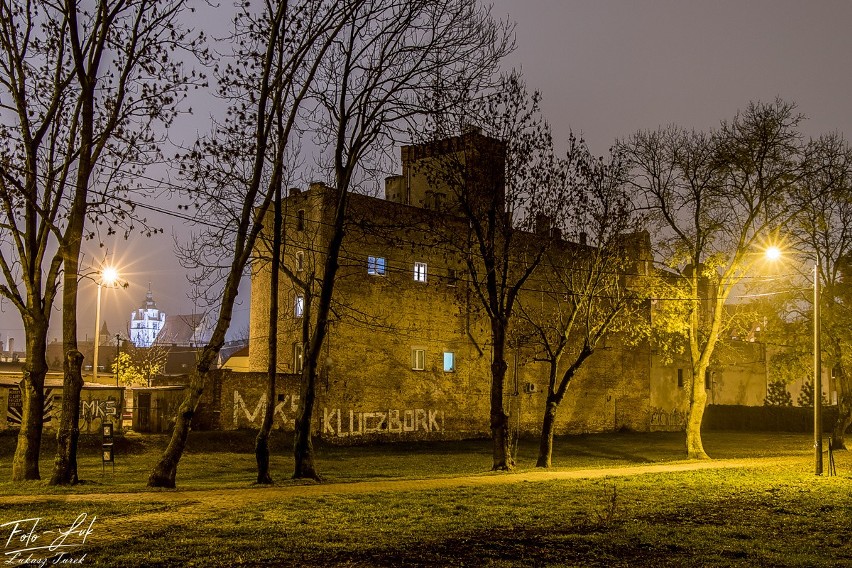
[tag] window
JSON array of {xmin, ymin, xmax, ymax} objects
[
  {"xmin": 411, "ymin": 348, "xmax": 425, "ymax": 370},
  {"xmin": 677, "ymin": 369, "xmax": 684, "ymax": 388},
  {"xmin": 296, "ymin": 251, "xmax": 304, "ymax": 272},
  {"xmin": 294, "ymin": 295, "xmax": 304, "ymax": 318},
  {"xmin": 414, "ymin": 262, "xmax": 427, "ymax": 282},
  {"xmin": 368, "ymin": 256, "xmax": 386, "ymax": 275},
  {"xmin": 446, "ymin": 268, "xmax": 458, "ymax": 286},
  {"xmin": 705, "ymin": 369, "xmax": 712, "ymax": 390},
  {"xmin": 443, "ymin": 352, "xmax": 455, "ymax": 372},
  {"xmin": 296, "ymin": 209, "xmax": 305, "ymax": 231},
  {"xmin": 293, "ymin": 342, "xmax": 304, "ymax": 373}
]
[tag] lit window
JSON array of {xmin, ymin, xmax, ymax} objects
[
  {"xmin": 294, "ymin": 295, "xmax": 304, "ymax": 318},
  {"xmin": 443, "ymin": 352, "xmax": 455, "ymax": 372},
  {"xmin": 296, "ymin": 251, "xmax": 304, "ymax": 271},
  {"xmin": 368, "ymin": 256, "xmax": 386, "ymax": 275},
  {"xmin": 296, "ymin": 210, "xmax": 305, "ymax": 231},
  {"xmin": 293, "ymin": 342, "xmax": 303, "ymax": 373},
  {"xmin": 414, "ymin": 262, "xmax": 427, "ymax": 282},
  {"xmin": 411, "ymin": 349, "xmax": 425, "ymax": 371}
]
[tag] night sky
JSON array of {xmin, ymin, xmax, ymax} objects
[{"xmin": 3, "ymin": 0, "xmax": 851, "ymax": 347}]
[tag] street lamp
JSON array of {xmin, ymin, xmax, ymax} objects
[
  {"xmin": 765, "ymin": 246, "xmax": 822, "ymax": 475},
  {"xmin": 93, "ymin": 267, "xmax": 119, "ymax": 383}
]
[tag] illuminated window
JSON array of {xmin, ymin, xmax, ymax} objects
[
  {"xmin": 296, "ymin": 251, "xmax": 304, "ymax": 271},
  {"xmin": 368, "ymin": 256, "xmax": 386, "ymax": 275},
  {"xmin": 294, "ymin": 295, "xmax": 304, "ymax": 318},
  {"xmin": 443, "ymin": 352, "xmax": 455, "ymax": 372},
  {"xmin": 411, "ymin": 349, "xmax": 425, "ymax": 371},
  {"xmin": 414, "ymin": 262, "xmax": 427, "ymax": 282}
]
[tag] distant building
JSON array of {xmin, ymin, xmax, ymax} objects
[
  {"xmin": 154, "ymin": 313, "xmax": 211, "ymax": 347},
  {"xmin": 130, "ymin": 285, "xmax": 166, "ymax": 347}
]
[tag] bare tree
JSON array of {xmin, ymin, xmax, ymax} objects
[
  {"xmin": 148, "ymin": 0, "xmax": 349, "ymax": 488},
  {"xmin": 286, "ymin": 0, "xmax": 512, "ymax": 479},
  {"xmin": 514, "ymin": 136, "xmax": 649, "ymax": 467},
  {"xmin": 622, "ymin": 99, "xmax": 803, "ymax": 459},
  {"xmin": 413, "ymin": 75, "xmax": 562, "ymax": 470},
  {"xmin": 787, "ymin": 132, "xmax": 852, "ymax": 448},
  {"xmin": 0, "ymin": 0, "xmax": 199, "ymax": 483}
]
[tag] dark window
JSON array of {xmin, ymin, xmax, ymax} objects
[
  {"xmin": 677, "ymin": 369, "xmax": 684, "ymax": 388},
  {"xmin": 296, "ymin": 209, "xmax": 305, "ymax": 231},
  {"xmin": 705, "ymin": 369, "xmax": 712, "ymax": 390}
]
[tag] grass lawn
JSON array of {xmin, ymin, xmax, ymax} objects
[{"xmin": 0, "ymin": 430, "xmax": 849, "ymax": 566}]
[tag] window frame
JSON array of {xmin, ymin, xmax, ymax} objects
[
  {"xmin": 443, "ymin": 351, "xmax": 455, "ymax": 373},
  {"xmin": 411, "ymin": 348, "xmax": 425, "ymax": 371},
  {"xmin": 368, "ymin": 256, "xmax": 386, "ymax": 276},
  {"xmin": 293, "ymin": 342, "xmax": 304, "ymax": 373},
  {"xmin": 414, "ymin": 261, "xmax": 427, "ymax": 283},
  {"xmin": 294, "ymin": 295, "xmax": 305, "ymax": 318},
  {"xmin": 295, "ymin": 251, "xmax": 304, "ymax": 272}
]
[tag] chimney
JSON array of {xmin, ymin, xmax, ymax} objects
[{"xmin": 7, "ymin": 337, "xmax": 14, "ymax": 354}]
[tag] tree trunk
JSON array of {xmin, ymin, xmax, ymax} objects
[
  {"xmin": 536, "ymin": 400, "xmax": 558, "ymax": 468},
  {"xmin": 147, "ymin": 378, "xmax": 203, "ymax": 488},
  {"xmin": 832, "ymin": 385, "xmax": 851, "ymax": 450},
  {"xmin": 12, "ymin": 323, "xmax": 49, "ymax": 481},
  {"xmin": 293, "ymin": 357, "xmax": 320, "ymax": 480},
  {"xmin": 50, "ymin": 350, "xmax": 84, "ymax": 485},
  {"xmin": 685, "ymin": 365, "xmax": 710, "ymax": 459},
  {"xmin": 293, "ymin": 185, "xmax": 349, "ymax": 481},
  {"xmin": 490, "ymin": 320, "xmax": 513, "ymax": 470},
  {"xmin": 51, "ymin": 223, "xmax": 86, "ymax": 486},
  {"xmin": 256, "ymin": 184, "xmax": 281, "ymax": 485}
]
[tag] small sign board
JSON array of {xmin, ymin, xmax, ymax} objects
[{"xmin": 102, "ymin": 422, "xmax": 115, "ymax": 474}]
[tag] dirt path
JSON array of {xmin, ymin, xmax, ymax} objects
[{"xmin": 2, "ymin": 455, "xmax": 818, "ymax": 547}]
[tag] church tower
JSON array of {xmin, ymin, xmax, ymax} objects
[{"xmin": 130, "ymin": 284, "xmax": 166, "ymax": 347}]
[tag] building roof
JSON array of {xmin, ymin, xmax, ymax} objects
[{"xmin": 154, "ymin": 313, "xmax": 207, "ymax": 346}]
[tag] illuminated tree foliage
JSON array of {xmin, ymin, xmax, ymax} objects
[{"xmin": 622, "ymin": 99, "xmax": 804, "ymax": 459}]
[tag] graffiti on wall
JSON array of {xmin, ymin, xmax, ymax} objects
[
  {"xmin": 6, "ymin": 387, "xmax": 56, "ymax": 426},
  {"xmin": 650, "ymin": 406, "xmax": 687, "ymax": 428},
  {"xmin": 81, "ymin": 397, "xmax": 120, "ymax": 429},
  {"xmin": 233, "ymin": 391, "xmax": 300, "ymax": 427},
  {"xmin": 322, "ymin": 408, "xmax": 444, "ymax": 437}
]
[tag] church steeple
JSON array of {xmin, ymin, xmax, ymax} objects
[{"xmin": 130, "ymin": 283, "xmax": 166, "ymax": 347}]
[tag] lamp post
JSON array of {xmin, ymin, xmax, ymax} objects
[
  {"xmin": 813, "ymin": 263, "xmax": 823, "ymax": 475},
  {"xmin": 93, "ymin": 267, "xmax": 119, "ymax": 383},
  {"xmin": 766, "ymin": 246, "xmax": 822, "ymax": 475}
]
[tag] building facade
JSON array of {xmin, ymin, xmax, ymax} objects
[
  {"xmin": 248, "ymin": 132, "xmax": 654, "ymax": 441},
  {"xmin": 130, "ymin": 286, "xmax": 166, "ymax": 347}
]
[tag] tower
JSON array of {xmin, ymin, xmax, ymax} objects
[{"xmin": 130, "ymin": 284, "xmax": 166, "ymax": 347}]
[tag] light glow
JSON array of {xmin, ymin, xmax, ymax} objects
[
  {"xmin": 765, "ymin": 246, "xmax": 782, "ymax": 262},
  {"xmin": 101, "ymin": 266, "xmax": 119, "ymax": 286}
]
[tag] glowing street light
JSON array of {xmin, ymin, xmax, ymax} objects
[
  {"xmin": 93, "ymin": 267, "xmax": 120, "ymax": 384},
  {"xmin": 765, "ymin": 247, "xmax": 822, "ymax": 475}
]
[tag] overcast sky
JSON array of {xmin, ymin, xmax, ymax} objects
[{"xmin": 3, "ymin": 0, "xmax": 852, "ymax": 348}]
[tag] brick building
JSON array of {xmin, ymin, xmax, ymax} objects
[{"xmin": 245, "ymin": 131, "xmax": 657, "ymax": 442}]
